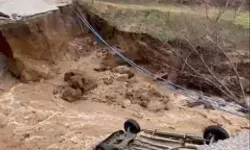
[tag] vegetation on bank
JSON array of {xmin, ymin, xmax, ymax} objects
[{"xmin": 84, "ymin": 1, "xmax": 249, "ymax": 51}]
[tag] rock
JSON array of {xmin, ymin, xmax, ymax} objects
[
  {"xmin": 125, "ymin": 88, "xmax": 134, "ymax": 100},
  {"xmin": 105, "ymin": 95, "xmax": 116, "ymax": 103},
  {"xmin": 68, "ymin": 75, "xmax": 86, "ymax": 92},
  {"xmin": 112, "ymin": 65, "xmax": 134, "ymax": 79},
  {"xmin": 115, "ymin": 74, "xmax": 129, "ymax": 82},
  {"xmin": 127, "ymin": 77, "xmax": 138, "ymax": 85},
  {"xmin": 94, "ymin": 65, "xmax": 110, "ymax": 72},
  {"xmin": 64, "ymin": 70, "xmax": 82, "ymax": 82},
  {"xmin": 140, "ymin": 100, "xmax": 148, "ymax": 108},
  {"xmin": 64, "ymin": 70, "xmax": 97, "ymax": 92},
  {"xmin": 62, "ymin": 87, "xmax": 82, "ymax": 102},
  {"xmin": 60, "ymin": 70, "xmax": 98, "ymax": 102}
]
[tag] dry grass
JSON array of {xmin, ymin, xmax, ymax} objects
[
  {"xmin": 92, "ymin": 1, "xmax": 249, "ymax": 28},
  {"xmin": 81, "ymin": 0, "xmax": 249, "ymax": 52}
]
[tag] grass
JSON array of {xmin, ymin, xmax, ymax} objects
[
  {"xmin": 235, "ymin": 12, "xmax": 250, "ymax": 28},
  {"xmin": 79, "ymin": 0, "xmax": 249, "ymax": 51},
  {"xmin": 91, "ymin": 1, "xmax": 249, "ymax": 28}
]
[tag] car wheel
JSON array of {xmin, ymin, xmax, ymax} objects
[
  {"xmin": 124, "ymin": 119, "xmax": 141, "ymax": 134},
  {"xmin": 203, "ymin": 125, "xmax": 230, "ymax": 144}
]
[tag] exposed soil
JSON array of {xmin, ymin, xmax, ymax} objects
[
  {"xmin": 80, "ymin": 9, "xmax": 250, "ymax": 105},
  {"xmin": 0, "ymin": 34, "xmax": 249, "ymax": 150}
]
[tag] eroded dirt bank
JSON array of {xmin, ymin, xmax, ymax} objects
[
  {"xmin": 0, "ymin": 5, "xmax": 82, "ymax": 82},
  {"xmin": 74, "ymin": 1, "xmax": 250, "ymax": 106},
  {"xmin": 0, "ymin": 2, "xmax": 249, "ymax": 150}
]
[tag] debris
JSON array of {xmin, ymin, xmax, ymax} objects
[
  {"xmin": 186, "ymin": 100, "xmax": 215, "ymax": 110},
  {"xmin": 59, "ymin": 70, "xmax": 97, "ymax": 102},
  {"xmin": 62, "ymin": 87, "xmax": 82, "ymax": 102},
  {"xmin": 112, "ymin": 65, "xmax": 134, "ymax": 79},
  {"xmin": 115, "ymin": 74, "xmax": 129, "ymax": 82}
]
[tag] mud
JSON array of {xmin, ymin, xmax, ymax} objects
[
  {"xmin": 55, "ymin": 70, "xmax": 98, "ymax": 102},
  {"xmin": 0, "ymin": 34, "xmax": 249, "ymax": 150},
  {"xmin": 0, "ymin": 32, "xmax": 249, "ymax": 150}
]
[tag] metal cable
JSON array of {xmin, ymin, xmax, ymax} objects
[{"xmin": 75, "ymin": 10, "xmax": 249, "ymax": 119}]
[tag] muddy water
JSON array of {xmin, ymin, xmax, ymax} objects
[
  {"xmin": 0, "ymin": 36, "xmax": 249, "ymax": 150},
  {"xmin": 0, "ymin": 81, "xmax": 249, "ymax": 150},
  {"xmin": 0, "ymin": 82, "xmax": 162, "ymax": 150}
]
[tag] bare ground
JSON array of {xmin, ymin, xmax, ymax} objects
[{"xmin": 0, "ymin": 34, "xmax": 249, "ymax": 150}]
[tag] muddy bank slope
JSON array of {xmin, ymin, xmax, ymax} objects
[
  {"xmin": 0, "ymin": 5, "xmax": 84, "ymax": 82},
  {"xmin": 75, "ymin": 0, "xmax": 250, "ymax": 106}
]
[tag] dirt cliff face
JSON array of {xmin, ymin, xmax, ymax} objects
[
  {"xmin": 0, "ymin": 1, "xmax": 249, "ymax": 105},
  {"xmin": 74, "ymin": 0, "xmax": 249, "ymax": 105},
  {"xmin": 0, "ymin": 5, "xmax": 84, "ymax": 82}
]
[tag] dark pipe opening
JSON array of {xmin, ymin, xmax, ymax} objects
[
  {"xmin": 0, "ymin": 31, "xmax": 17, "ymax": 78},
  {"xmin": 0, "ymin": 31, "xmax": 13, "ymax": 58}
]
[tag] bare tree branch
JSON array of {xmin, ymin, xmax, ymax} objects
[
  {"xmin": 158, "ymin": 40, "xmax": 237, "ymax": 100},
  {"xmin": 202, "ymin": 0, "xmax": 213, "ymax": 21},
  {"xmin": 184, "ymin": 38, "xmax": 238, "ymax": 100},
  {"xmin": 207, "ymin": 36, "xmax": 246, "ymax": 103},
  {"xmin": 215, "ymin": 0, "xmax": 231, "ymax": 22},
  {"xmin": 181, "ymin": 51, "xmax": 192, "ymax": 72}
]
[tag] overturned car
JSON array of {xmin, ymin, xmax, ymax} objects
[{"xmin": 95, "ymin": 119, "xmax": 230, "ymax": 150}]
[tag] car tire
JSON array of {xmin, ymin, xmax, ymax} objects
[
  {"xmin": 203, "ymin": 125, "xmax": 230, "ymax": 144},
  {"xmin": 124, "ymin": 119, "xmax": 141, "ymax": 134}
]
